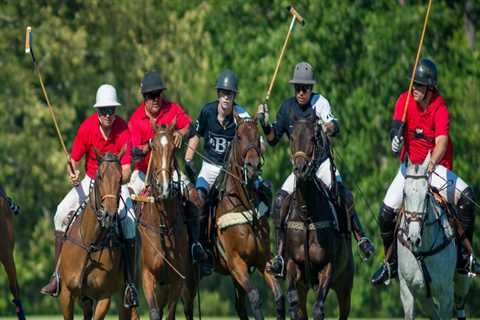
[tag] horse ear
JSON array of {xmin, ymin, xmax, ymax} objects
[
  {"xmin": 169, "ymin": 115, "xmax": 177, "ymax": 131},
  {"xmin": 117, "ymin": 144, "xmax": 127, "ymax": 160},
  {"xmin": 93, "ymin": 147, "xmax": 103, "ymax": 162},
  {"xmin": 233, "ymin": 111, "xmax": 242, "ymax": 125}
]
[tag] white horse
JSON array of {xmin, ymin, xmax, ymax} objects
[{"xmin": 397, "ymin": 154, "xmax": 457, "ymax": 319}]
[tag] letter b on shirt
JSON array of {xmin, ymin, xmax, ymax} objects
[{"xmin": 210, "ymin": 136, "xmax": 228, "ymax": 154}]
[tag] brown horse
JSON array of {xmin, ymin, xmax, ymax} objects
[
  {"xmin": 285, "ymin": 119, "xmax": 353, "ymax": 320},
  {"xmin": 185, "ymin": 116, "xmax": 285, "ymax": 320},
  {"xmin": 137, "ymin": 121, "xmax": 190, "ymax": 320},
  {"xmin": 0, "ymin": 188, "xmax": 25, "ymax": 320},
  {"xmin": 58, "ymin": 148, "xmax": 138, "ymax": 320}
]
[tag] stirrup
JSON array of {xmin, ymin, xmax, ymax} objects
[
  {"xmin": 467, "ymin": 255, "xmax": 479, "ymax": 278},
  {"xmin": 357, "ymin": 237, "xmax": 375, "ymax": 261},
  {"xmin": 40, "ymin": 272, "xmax": 60, "ymax": 297},
  {"xmin": 267, "ymin": 255, "xmax": 285, "ymax": 278},
  {"xmin": 383, "ymin": 262, "xmax": 392, "ymax": 286},
  {"xmin": 123, "ymin": 283, "xmax": 139, "ymax": 308}
]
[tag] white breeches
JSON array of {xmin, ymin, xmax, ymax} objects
[
  {"xmin": 281, "ymin": 158, "xmax": 342, "ymax": 195},
  {"xmin": 128, "ymin": 169, "xmax": 191, "ymax": 196},
  {"xmin": 195, "ymin": 161, "xmax": 222, "ymax": 192},
  {"xmin": 383, "ymin": 164, "xmax": 469, "ymax": 209},
  {"xmin": 54, "ymin": 176, "xmax": 136, "ymax": 239}
]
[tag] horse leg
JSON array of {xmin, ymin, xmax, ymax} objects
[
  {"xmin": 312, "ymin": 263, "xmax": 332, "ymax": 320},
  {"xmin": 142, "ymin": 269, "xmax": 161, "ymax": 320},
  {"xmin": 232, "ymin": 280, "xmax": 249, "ymax": 320},
  {"xmin": 454, "ymin": 273, "xmax": 471, "ymax": 320},
  {"xmin": 80, "ymin": 297, "xmax": 93, "ymax": 320},
  {"xmin": 286, "ymin": 260, "xmax": 301, "ymax": 320},
  {"xmin": 261, "ymin": 269, "xmax": 285, "ymax": 320},
  {"xmin": 59, "ymin": 288, "xmax": 74, "ymax": 320},
  {"xmin": 92, "ymin": 298, "xmax": 111, "ymax": 320},
  {"xmin": 228, "ymin": 256, "xmax": 263, "ymax": 320},
  {"xmin": 334, "ymin": 282, "xmax": 352, "ymax": 320},
  {"xmin": 399, "ymin": 275, "xmax": 415, "ymax": 320},
  {"xmin": 181, "ymin": 264, "xmax": 198, "ymax": 320},
  {"xmin": 166, "ymin": 281, "xmax": 183, "ymax": 320}
]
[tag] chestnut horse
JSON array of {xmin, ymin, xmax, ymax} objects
[
  {"xmin": 285, "ymin": 119, "xmax": 353, "ymax": 320},
  {"xmin": 137, "ymin": 121, "xmax": 190, "ymax": 320},
  {"xmin": 58, "ymin": 149, "xmax": 138, "ymax": 320},
  {"xmin": 0, "ymin": 187, "xmax": 25, "ymax": 319},
  {"xmin": 185, "ymin": 116, "xmax": 285, "ymax": 320}
]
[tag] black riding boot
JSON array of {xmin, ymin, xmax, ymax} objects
[
  {"xmin": 456, "ymin": 187, "xmax": 480, "ymax": 275},
  {"xmin": 122, "ymin": 239, "xmax": 139, "ymax": 308},
  {"xmin": 40, "ymin": 231, "xmax": 64, "ymax": 296},
  {"xmin": 184, "ymin": 200, "xmax": 208, "ymax": 263},
  {"xmin": 351, "ymin": 211, "xmax": 376, "ymax": 260},
  {"xmin": 371, "ymin": 204, "xmax": 398, "ymax": 285},
  {"xmin": 193, "ymin": 187, "xmax": 213, "ymax": 276},
  {"xmin": 267, "ymin": 190, "xmax": 289, "ymax": 277}
]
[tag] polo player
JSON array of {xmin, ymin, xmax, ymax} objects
[{"xmin": 257, "ymin": 61, "xmax": 376, "ymax": 277}]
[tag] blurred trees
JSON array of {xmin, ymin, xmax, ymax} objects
[{"xmin": 0, "ymin": 0, "xmax": 479, "ymax": 317}]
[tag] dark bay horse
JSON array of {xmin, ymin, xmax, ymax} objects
[
  {"xmin": 285, "ymin": 119, "xmax": 353, "ymax": 320},
  {"xmin": 137, "ymin": 121, "xmax": 190, "ymax": 320},
  {"xmin": 185, "ymin": 116, "xmax": 285, "ymax": 320},
  {"xmin": 58, "ymin": 148, "xmax": 139, "ymax": 320},
  {"xmin": 0, "ymin": 187, "xmax": 25, "ymax": 319}
]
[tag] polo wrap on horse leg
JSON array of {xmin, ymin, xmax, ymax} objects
[
  {"xmin": 122, "ymin": 239, "xmax": 139, "ymax": 308},
  {"xmin": 12, "ymin": 299, "xmax": 25, "ymax": 320},
  {"xmin": 338, "ymin": 182, "xmax": 375, "ymax": 260},
  {"xmin": 40, "ymin": 230, "xmax": 65, "ymax": 296},
  {"xmin": 247, "ymin": 288, "xmax": 262, "ymax": 316}
]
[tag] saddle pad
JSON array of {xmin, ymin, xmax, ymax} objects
[
  {"xmin": 287, "ymin": 220, "xmax": 335, "ymax": 231},
  {"xmin": 217, "ymin": 209, "xmax": 266, "ymax": 230}
]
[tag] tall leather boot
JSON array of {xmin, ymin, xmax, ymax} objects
[
  {"xmin": 371, "ymin": 204, "xmax": 398, "ymax": 285},
  {"xmin": 122, "ymin": 239, "xmax": 139, "ymax": 308},
  {"xmin": 267, "ymin": 190, "xmax": 289, "ymax": 277},
  {"xmin": 456, "ymin": 187, "xmax": 480, "ymax": 275},
  {"xmin": 184, "ymin": 200, "xmax": 208, "ymax": 263},
  {"xmin": 40, "ymin": 231, "xmax": 64, "ymax": 296},
  {"xmin": 189, "ymin": 186, "xmax": 212, "ymax": 276}
]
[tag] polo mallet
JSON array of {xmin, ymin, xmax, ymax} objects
[
  {"xmin": 258, "ymin": 5, "xmax": 305, "ymax": 123},
  {"xmin": 394, "ymin": 0, "xmax": 433, "ymax": 154},
  {"xmin": 25, "ymin": 26, "xmax": 75, "ymax": 174}
]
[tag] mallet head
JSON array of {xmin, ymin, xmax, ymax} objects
[{"xmin": 287, "ymin": 5, "xmax": 305, "ymax": 26}]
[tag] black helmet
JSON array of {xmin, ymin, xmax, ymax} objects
[
  {"xmin": 216, "ymin": 69, "xmax": 238, "ymax": 93},
  {"xmin": 141, "ymin": 71, "xmax": 166, "ymax": 94},
  {"xmin": 413, "ymin": 58, "xmax": 437, "ymax": 88},
  {"xmin": 289, "ymin": 62, "xmax": 316, "ymax": 85}
]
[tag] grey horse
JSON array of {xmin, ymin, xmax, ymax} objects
[{"xmin": 397, "ymin": 153, "xmax": 457, "ymax": 319}]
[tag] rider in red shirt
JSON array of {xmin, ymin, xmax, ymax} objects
[
  {"xmin": 371, "ymin": 58, "xmax": 480, "ymax": 285},
  {"xmin": 128, "ymin": 71, "xmax": 208, "ymax": 265}
]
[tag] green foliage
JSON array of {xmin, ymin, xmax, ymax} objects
[{"xmin": 0, "ymin": 0, "xmax": 479, "ymax": 317}]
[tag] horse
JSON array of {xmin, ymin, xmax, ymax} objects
[
  {"xmin": 397, "ymin": 153, "xmax": 457, "ymax": 319},
  {"xmin": 0, "ymin": 187, "xmax": 26, "ymax": 320},
  {"xmin": 137, "ymin": 120, "xmax": 190, "ymax": 320},
  {"xmin": 285, "ymin": 119, "xmax": 353, "ymax": 320},
  {"xmin": 58, "ymin": 148, "xmax": 139, "ymax": 320},
  {"xmin": 184, "ymin": 115, "xmax": 285, "ymax": 320}
]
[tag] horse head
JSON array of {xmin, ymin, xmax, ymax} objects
[
  {"xmin": 232, "ymin": 114, "xmax": 262, "ymax": 184},
  {"xmin": 150, "ymin": 117, "xmax": 177, "ymax": 199},
  {"xmin": 92, "ymin": 146, "xmax": 125, "ymax": 230},
  {"xmin": 290, "ymin": 118, "xmax": 316, "ymax": 181},
  {"xmin": 403, "ymin": 153, "xmax": 431, "ymax": 249}
]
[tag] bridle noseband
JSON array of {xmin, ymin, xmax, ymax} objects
[{"xmin": 93, "ymin": 155, "xmax": 121, "ymax": 228}]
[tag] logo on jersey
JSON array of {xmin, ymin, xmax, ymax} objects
[{"xmin": 209, "ymin": 136, "xmax": 230, "ymax": 154}]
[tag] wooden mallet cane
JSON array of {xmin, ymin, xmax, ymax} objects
[
  {"xmin": 258, "ymin": 5, "xmax": 305, "ymax": 123},
  {"xmin": 394, "ymin": 0, "xmax": 433, "ymax": 154},
  {"xmin": 25, "ymin": 26, "xmax": 76, "ymax": 176}
]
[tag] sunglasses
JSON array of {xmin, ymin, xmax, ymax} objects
[
  {"xmin": 294, "ymin": 84, "xmax": 313, "ymax": 93},
  {"xmin": 97, "ymin": 107, "xmax": 116, "ymax": 116},
  {"xmin": 217, "ymin": 89, "xmax": 235, "ymax": 99},
  {"xmin": 144, "ymin": 90, "xmax": 163, "ymax": 101}
]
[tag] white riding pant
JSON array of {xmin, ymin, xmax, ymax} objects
[
  {"xmin": 195, "ymin": 161, "xmax": 222, "ymax": 192},
  {"xmin": 281, "ymin": 158, "xmax": 342, "ymax": 195},
  {"xmin": 54, "ymin": 176, "xmax": 136, "ymax": 239},
  {"xmin": 383, "ymin": 164, "xmax": 469, "ymax": 210},
  {"xmin": 128, "ymin": 169, "xmax": 191, "ymax": 196}
]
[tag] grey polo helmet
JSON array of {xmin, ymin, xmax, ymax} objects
[{"xmin": 289, "ymin": 62, "xmax": 316, "ymax": 85}]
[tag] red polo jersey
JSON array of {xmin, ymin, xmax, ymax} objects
[
  {"xmin": 71, "ymin": 113, "xmax": 132, "ymax": 178},
  {"xmin": 128, "ymin": 100, "xmax": 191, "ymax": 173},
  {"xmin": 393, "ymin": 91, "xmax": 453, "ymax": 169}
]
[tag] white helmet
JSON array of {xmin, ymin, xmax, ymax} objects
[{"xmin": 93, "ymin": 84, "xmax": 121, "ymax": 108}]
